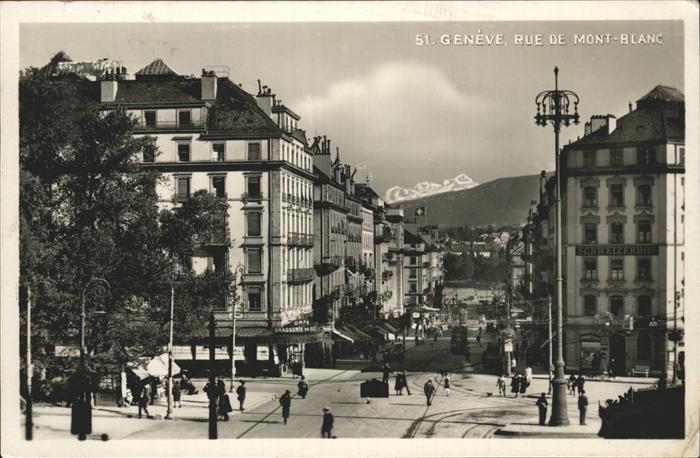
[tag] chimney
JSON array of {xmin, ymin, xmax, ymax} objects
[
  {"xmin": 590, "ymin": 114, "xmax": 616, "ymax": 135},
  {"xmin": 255, "ymin": 80, "xmax": 274, "ymax": 117},
  {"xmin": 584, "ymin": 121, "xmax": 592, "ymax": 136},
  {"xmin": 344, "ymin": 164, "xmax": 352, "ymax": 193},
  {"xmin": 100, "ymin": 71, "xmax": 118, "ymax": 103},
  {"xmin": 312, "ymin": 135, "xmax": 332, "ymax": 177},
  {"xmin": 628, "ymin": 101, "xmax": 633, "ymax": 112},
  {"xmin": 201, "ymin": 68, "xmax": 217, "ymax": 101}
]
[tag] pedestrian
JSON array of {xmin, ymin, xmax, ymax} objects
[
  {"xmin": 216, "ymin": 377, "xmax": 226, "ymax": 404},
  {"xmin": 382, "ymin": 363, "xmax": 392, "ymax": 384},
  {"xmin": 423, "ymin": 379, "xmax": 435, "ymax": 406},
  {"xmin": 321, "ymin": 407, "xmax": 334, "ymax": 438},
  {"xmin": 218, "ymin": 391, "xmax": 233, "ymax": 421},
  {"xmin": 394, "ymin": 373, "xmax": 403, "ymax": 395},
  {"xmin": 150, "ymin": 377, "xmax": 158, "ymax": 405},
  {"xmin": 297, "ymin": 375, "xmax": 309, "ymax": 399},
  {"xmin": 568, "ymin": 374, "xmax": 577, "ymax": 396},
  {"xmin": 519, "ymin": 373, "xmax": 527, "ymax": 396},
  {"xmin": 525, "ymin": 365, "xmax": 533, "ymax": 387},
  {"xmin": 443, "ymin": 374, "xmax": 451, "ymax": 397},
  {"xmin": 138, "ymin": 384, "xmax": 151, "ymax": 419},
  {"xmin": 536, "ymin": 392, "xmax": 548, "ymax": 425},
  {"xmin": 236, "ymin": 380, "xmax": 246, "ymax": 411},
  {"xmin": 578, "ymin": 389, "xmax": 589, "ymax": 425},
  {"xmin": 172, "ymin": 379, "xmax": 182, "ymax": 408},
  {"xmin": 511, "ymin": 372, "xmax": 520, "ymax": 398},
  {"xmin": 576, "ymin": 374, "xmax": 586, "ymax": 396},
  {"xmin": 511, "ymin": 357, "xmax": 517, "ymax": 373},
  {"xmin": 497, "ymin": 374, "xmax": 507, "ymax": 397},
  {"xmin": 402, "ymin": 371, "xmax": 412, "ymax": 395},
  {"xmin": 279, "ymin": 390, "xmax": 291, "ymax": 425}
]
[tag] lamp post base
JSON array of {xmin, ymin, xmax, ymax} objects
[{"xmin": 548, "ymin": 366, "xmax": 571, "ymax": 426}]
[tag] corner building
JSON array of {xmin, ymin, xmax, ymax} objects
[{"xmin": 561, "ymin": 86, "xmax": 685, "ymax": 379}]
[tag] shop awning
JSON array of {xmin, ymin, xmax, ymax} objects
[
  {"xmin": 380, "ymin": 322, "xmax": 399, "ymax": 333},
  {"xmin": 407, "ymin": 305, "xmax": 441, "ymax": 312},
  {"xmin": 171, "ymin": 345, "xmax": 193, "ymax": 360},
  {"xmin": 345, "ymin": 324, "xmax": 372, "ymax": 340},
  {"xmin": 338, "ymin": 326, "xmax": 360, "ymax": 342},
  {"xmin": 331, "ymin": 329, "xmax": 354, "ymax": 343}
]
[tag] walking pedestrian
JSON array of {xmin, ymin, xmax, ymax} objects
[
  {"xmin": 525, "ymin": 365, "xmax": 533, "ymax": 387},
  {"xmin": 401, "ymin": 371, "xmax": 412, "ymax": 395},
  {"xmin": 138, "ymin": 384, "xmax": 151, "ymax": 419},
  {"xmin": 578, "ymin": 389, "xmax": 589, "ymax": 425},
  {"xmin": 321, "ymin": 407, "xmax": 334, "ymax": 438},
  {"xmin": 443, "ymin": 374, "xmax": 451, "ymax": 397},
  {"xmin": 576, "ymin": 374, "xmax": 586, "ymax": 396},
  {"xmin": 497, "ymin": 374, "xmax": 507, "ymax": 397},
  {"xmin": 279, "ymin": 390, "xmax": 291, "ymax": 425},
  {"xmin": 519, "ymin": 373, "xmax": 527, "ymax": 396},
  {"xmin": 568, "ymin": 374, "xmax": 577, "ymax": 396},
  {"xmin": 172, "ymin": 379, "xmax": 182, "ymax": 408},
  {"xmin": 382, "ymin": 363, "xmax": 392, "ymax": 384},
  {"xmin": 511, "ymin": 372, "xmax": 521, "ymax": 398},
  {"xmin": 536, "ymin": 392, "xmax": 548, "ymax": 425},
  {"xmin": 423, "ymin": 379, "xmax": 435, "ymax": 406},
  {"xmin": 149, "ymin": 377, "xmax": 158, "ymax": 405},
  {"xmin": 236, "ymin": 380, "xmax": 246, "ymax": 411},
  {"xmin": 143, "ymin": 380, "xmax": 153, "ymax": 407},
  {"xmin": 218, "ymin": 391, "xmax": 233, "ymax": 421},
  {"xmin": 297, "ymin": 376, "xmax": 309, "ymax": 399},
  {"xmin": 394, "ymin": 373, "xmax": 403, "ymax": 395}
]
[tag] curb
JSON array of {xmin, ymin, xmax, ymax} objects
[{"xmin": 494, "ymin": 429, "xmax": 600, "ymax": 438}]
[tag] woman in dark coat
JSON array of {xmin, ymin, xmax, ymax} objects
[
  {"xmin": 511, "ymin": 372, "xmax": 521, "ymax": 398},
  {"xmin": 218, "ymin": 392, "xmax": 233, "ymax": 421},
  {"xmin": 297, "ymin": 376, "xmax": 309, "ymax": 399},
  {"xmin": 280, "ymin": 390, "xmax": 292, "ymax": 425},
  {"xmin": 519, "ymin": 374, "xmax": 527, "ymax": 395},
  {"xmin": 394, "ymin": 373, "xmax": 403, "ymax": 395}
]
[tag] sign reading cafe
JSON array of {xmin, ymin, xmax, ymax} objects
[{"xmin": 575, "ymin": 244, "xmax": 659, "ymax": 256}]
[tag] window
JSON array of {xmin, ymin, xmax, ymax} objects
[
  {"xmin": 247, "ymin": 286, "xmax": 262, "ymax": 312},
  {"xmin": 144, "ymin": 110, "xmax": 156, "ymax": 128},
  {"xmin": 637, "ymin": 222, "xmax": 652, "ymax": 243},
  {"xmin": 610, "ymin": 148, "xmax": 624, "ymax": 167},
  {"xmin": 583, "ymin": 223, "xmax": 597, "ymax": 244},
  {"xmin": 177, "ymin": 143, "xmax": 190, "ymax": 162},
  {"xmin": 679, "ymin": 146, "xmax": 685, "ymax": 166},
  {"xmin": 637, "ymin": 258, "xmax": 652, "ymax": 281},
  {"xmin": 610, "ymin": 295, "xmax": 624, "ymax": 316},
  {"xmin": 610, "ymin": 223, "xmax": 624, "ymax": 244},
  {"xmin": 583, "ymin": 150, "xmax": 596, "ymax": 168},
  {"xmin": 247, "ymin": 212, "xmax": 261, "ymax": 237},
  {"xmin": 637, "ymin": 332, "xmax": 651, "ymax": 360},
  {"xmin": 584, "ymin": 295, "xmax": 597, "ymax": 316},
  {"xmin": 637, "ymin": 295, "xmax": 652, "ymax": 317},
  {"xmin": 213, "ymin": 143, "xmax": 225, "ymax": 162},
  {"xmin": 212, "ymin": 176, "xmax": 226, "ymax": 198},
  {"xmin": 583, "ymin": 258, "xmax": 597, "ymax": 280},
  {"xmin": 247, "ymin": 249, "xmax": 262, "ymax": 274},
  {"xmin": 409, "ymin": 282, "xmax": 417, "ymax": 293},
  {"xmin": 410, "ymin": 256, "xmax": 417, "ymax": 265},
  {"xmin": 636, "ymin": 184, "xmax": 652, "ymax": 206},
  {"xmin": 143, "ymin": 141, "xmax": 156, "ymax": 162},
  {"xmin": 583, "ymin": 186, "xmax": 597, "ymax": 208},
  {"xmin": 610, "ymin": 259, "xmax": 624, "ymax": 281},
  {"xmin": 178, "ymin": 110, "xmax": 191, "ymax": 127},
  {"xmin": 246, "ymin": 175, "xmax": 261, "ymax": 198},
  {"xmin": 175, "ymin": 176, "xmax": 190, "ymax": 201},
  {"xmin": 609, "ymin": 184, "xmax": 624, "ymax": 207},
  {"xmin": 409, "ymin": 268, "xmax": 417, "ymax": 279},
  {"xmin": 636, "ymin": 146, "xmax": 655, "ymax": 166},
  {"xmin": 248, "ymin": 142, "xmax": 261, "ymax": 161}
]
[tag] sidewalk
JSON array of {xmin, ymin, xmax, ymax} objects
[
  {"xmin": 496, "ymin": 415, "xmax": 601, "ymax": 438},
  {"xmin": 530, "ymin": 374, "xmax": 657, "ymax": 385}
]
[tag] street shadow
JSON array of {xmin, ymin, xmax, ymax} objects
[
  {"xmin": 239, "ymin": 419, "xmax": 281, "ymax": 424},
  {"xmin": 390, "ymin": 403, "xmax": 424, "ymax": 406},
  {"xmin": 332, "ymin": 401, "xmax": 364, "ymax": 405}
]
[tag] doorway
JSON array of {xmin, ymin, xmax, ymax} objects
[{"xmin": 609, "ymin": 334, "xmax": 626, "ymax": 376}]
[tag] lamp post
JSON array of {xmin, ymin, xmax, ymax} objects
[
  {"xmin": 534, "ymin": 66, "xmax": 580, "ymax": 426},
  {"xmin": 230, "ymin": 263, "xmax": 245, "ymax": 392},
  {"xmin": 165, "ymin": 280, "xmax": 175, "ymax": 420},
  {"xmin": 72, "ymin": 277, "xmax": 110, "ymax": 439}
]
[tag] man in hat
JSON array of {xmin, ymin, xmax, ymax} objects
[
  {"xmin": 578, "ymin": 389, "xmax": 589, "ymax": 425},
  {"xmin": 236, "ymin": 380, "xmax": 246, "ymax": 411},
  {"xmin": 321, "ymin": 407, "xmax": 334, "ymax": 438},
  {"xmin": 536, "ymin": 392, "xmax": 548, "ymax": 425},
  {"xmin": 279, "ymin": 390, "xmax": 292, "ymax": 425},
  {"xmin": 423, "ymin": 379, "xmax": 435, "ymax": 406}
]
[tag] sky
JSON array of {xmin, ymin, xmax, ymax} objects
[{"xmin": 20, "ymin": 20, "xmax": 684, "ymax": 199}]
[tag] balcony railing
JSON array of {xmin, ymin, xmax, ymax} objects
[
  {"xmin": 288, "ymin": 232, "xmax": 301, "ymax": 246},
  {"xmin": 288, "ymin": 267, "xmax": 314, "ymax": 283},
  {"xmin": 242, "ymin": 192, "xmax": 263, "ymax": 201},
  {"xmin": 135, "ymin": 119, "xmax": 205, "ymax": 131},
  {"xmin": 382, "ymin": 270, "xmax": 394, "ymax": 280},
  {"xmin": 173, "ymin": 192, "xmax": 190, "ymax": 203},
  {"xmin": 301, "ymin": 233, "xmax": 314, "ymax": 247}
]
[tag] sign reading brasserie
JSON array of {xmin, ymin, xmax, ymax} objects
[
  {"xmin": 575, "ymin": 244, "xmax": 658, "ymax": 256},
  {"xmin": 273, "ymin": 319, "xmax": 322, "ymax": 334}
]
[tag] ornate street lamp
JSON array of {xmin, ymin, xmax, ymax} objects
[
  {"xmin": 72, "ymin": 277, "xmax": 110, "ymax": 439},
  {"xmin": 534, "ymin": 67, "xmax": 580, "ymax": 426}
]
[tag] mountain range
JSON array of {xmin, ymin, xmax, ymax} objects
[
  {"xmin": 395, "ymin": 173, "xmax": 544, "ymax": 228},
  {"xmin": 384, "ymin": 173, "xmax": 479, "ymax": 203}
]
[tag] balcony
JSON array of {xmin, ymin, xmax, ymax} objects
[
  {"xmin": 288, "ymin": 232, "xmax": 301, "ymax": 246},
  {"xmin": 135, "ymin": 119, "xmax": 205, "ymax": 132},
  {"xmin": 301, "ymin": 233, "xmax": 314, "ymax": 248},
  {"xmin": 315, "ymin": 255, "xmax": 343, "ymax": 275},
  {"xmin": 345, "ymin": 256, "xmax": 357, "ymax": 272},
  {"xmin": 330, "ymin": 287, "xmax": 343, "ymax": 300},
  {"xmin": 382, "ymin": 270, "xmax": 394, "ymax": 280},
  {"xmin": 288, "ymin": 267, "xmax": 314, "ymax": 283},
  {"xmin": 422, "ymin": 261, "xmax": 430, "ymax": 267},
  {"xmin": 345, "ymin": 284, "xmax": 356, "ymax": 295},
  {"xmin": 242, "ymin": 192, "xmax": 263, "ymax": 202},
  {"xmin": 173, "ymin": 192, "xmax": 190, "ymax": 203},
  {"xmin": 375, "ymin": 226, "xmax": 393, "ymax": 243}
]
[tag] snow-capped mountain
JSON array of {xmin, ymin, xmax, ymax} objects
[{"xmin": 384, "ymin": 173, "xmax": 479, "ymax": 203}]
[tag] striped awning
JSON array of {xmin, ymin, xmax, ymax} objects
[{"xmin": 331, "ymin": 329, "xmax": 354, "ymax": 343}]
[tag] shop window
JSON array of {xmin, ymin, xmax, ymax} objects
[
  {"xmin": 247, "ymin": 212, "xmax": 261, "ymax": 237},
  {"xmin": 610, "ymin": 295, "xmax": 624, "ymax": 316},
  {"xmin": 584, "ymin": 295, "xmax": 597, "ymax": 316},
  {"xmin": 610, "ymin": 148, "xmax": 624, "ymax": 167},
  {"xmin": 610, "ymin": 259, "xmax": 624, "ymax": 281},
  {"xmin": 637, "ymin": 295, "xmax": 651, "ymax": 317},
  {"xmin": 610, "ymin": 223, "xmax": 624, "ymax": 244},
  {"xmin": 177, "ymin": 142, "xmax": 190, "ymax": 162},
  {"xmin": 247, "ymin": 249, "xmax": 262, "ymax": 273},
  {"xmin": 248, "ymin": 142, "xmax": 261, "ymax": 161},
  {"xmin": 636, "ymin": 184, "xmax": 652, "ymax": 206},
  {"xmin": 637, "ymin": 221, "xmax": 652, "ymax": 243},
  {"xmin": 609, "ymin": 184, "xmax": 624, "ymax": 207},
  {"xmin": 583, "ymin": 258, "xmax": 597, "ymax": 280},
  {"xmin": 637, "ymin": 258, "xmax": 652, "ymax": 281},
  {"xmin": 583, "ymin": 186, "xmax": 597, "ymax": 208},
  {"xmin": 247, "ymin": 286, "xmax": 262, "ymax": 312},
  {"xmin": 583, "ymin": 223, "xmax": 597, "ymax": 244},
  {"xmin": 637, "ymin": 331, "xmax": 651, "ymax": 360}
]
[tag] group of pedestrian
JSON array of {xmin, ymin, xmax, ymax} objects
[
  {"xmin": 510, "ymin": 371, "xmax": 529, "ymax": 397},
  {"xmin": 204, "ymin": 377, "xmax": 233, "ymax": 421},
  {"xmin": 568, "ymin": 373, "xmax": 586, "ymax": 397},
  {"xmin": 394, "ymin": 371, "xmax": 411, "ymax": 395}
]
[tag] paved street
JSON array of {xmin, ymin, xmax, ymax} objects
[{"xmin": 25, "ymin": 337, "xmax": 654, "ymax": 440}]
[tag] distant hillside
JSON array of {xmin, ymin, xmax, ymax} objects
[{"xmin": 399, "ymin": 173, "xmax": 543, "ymax": 228}]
